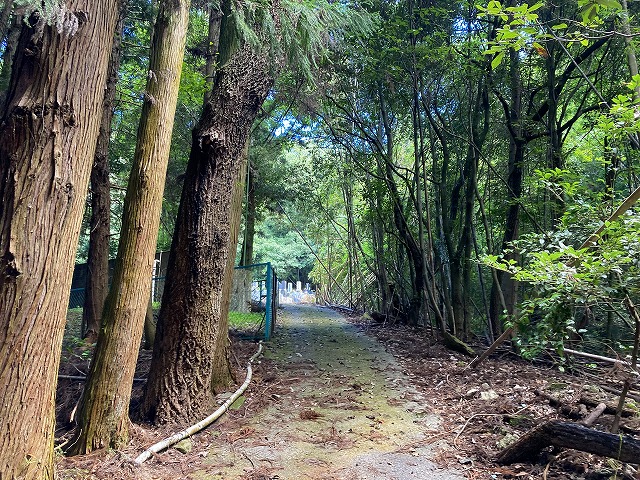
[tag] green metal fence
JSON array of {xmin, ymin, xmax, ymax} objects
[
  {"xmin": 68, "ymin": 262, "xmax": 277, "ymax": 341},
  {"xmin": 229, "ymin": 262, "xmax": 278, "ymax": 341}
]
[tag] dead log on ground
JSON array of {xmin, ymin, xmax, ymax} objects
[
  {"xmin": 580, "ymin": 396, "xmax": 636, "ymax": 417},
  {"xmin": 443, "ymin": 331, "xmax": 475, "ymax": 356},
  {"xmin": 534, "ymin": 389, "xmax": 583, "ymax": 420},
  {"xmin": 497, "ymin": 420, "xmax": 640, "ymax": 465}
]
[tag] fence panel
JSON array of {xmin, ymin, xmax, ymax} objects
[
  {"xmin": 67, "ymin": 263, "xmax": 277, "ymax": 341},
  {"xmin": 230, "ymin": 262, "xmax": 277, "ymax": 341}
]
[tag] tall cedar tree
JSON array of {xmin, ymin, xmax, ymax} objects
[
  {"xmin": 69, "ymin": 0, "xmax": 191, "ymax": 454},
  {"xmin": 0, "ymin": 2, "xmax": 120, "ymax": 478},
  {"xmin": 142, "ymin": 4, "xmax": 276, "ymax": 423},
  {"xmin": 83, "ymin": 10, "xmax": 125, "ymax": 341}
]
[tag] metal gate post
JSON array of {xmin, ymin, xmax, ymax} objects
[{"xmin": 265, "ymin": 262, "xmax": 272, "ymax": 341}]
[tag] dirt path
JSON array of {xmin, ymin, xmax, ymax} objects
[{"xmin": 200, "ymin": 304, "xmax": 465, "ymax": 480}]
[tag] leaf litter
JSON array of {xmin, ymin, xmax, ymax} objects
[{"xmin": 56, "ymin": 304, "xmax": 640, "ymax": 479}]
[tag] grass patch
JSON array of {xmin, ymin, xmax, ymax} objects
[
  {"xmin": 229, "ymin": 311, "xmax": 263, "ymax": 329},
  {"xmin": 63, "ymin": 308, "xmax": 262, "ymax": 348}
]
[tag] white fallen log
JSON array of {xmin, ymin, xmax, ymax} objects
[{"xmin": 134, "ymin": 342, "xmax": 263, "ymax": 465}]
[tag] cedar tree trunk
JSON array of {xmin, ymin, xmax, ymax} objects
[
  {"xmin": 142, "ymin": 44, "xmax": 273, "ymax": 425},
  {"xmin": 0, "ymin": 2, "xmax": 120, "ymax": 478},
  {"xmin": 213, "ymin": 142, "xmax": 249, "ymax": 392},
  {"xmin": 69, "ymin": 0, "xmax": 191, "ymax": 454},
  {"xmin": 83, "ymin": 12, "xmax": 125, "ymax": 341}
]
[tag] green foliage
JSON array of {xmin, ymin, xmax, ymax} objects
[
  {"xmin": 601, "ymin": 75, "xmax": 640, "ymax": 142},
  {"xmin": 478, "ymin": 0, "xmax": 623, "ymax": 69},
  {"xmin": 225, "ymin": 0, "xmax": 376, "ymax": 84},
  {"xmin": 478, "ymin": 1, "xmax": 544, "ymax": 68},
  {"xmin": 577, "ymin": 0, "xmax": 621, "ymax": 25},
  {"xmin": 251, "ymin": 211, "xmax": 315, "ymax": 283},
  {"xmin": 483, "ymin": 210, "xmax": 640, "ymax": 358}
]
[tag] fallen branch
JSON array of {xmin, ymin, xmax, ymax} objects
[
  {"xmin": 497, "ymin": 420, "xmax": 640, "ymax": 465},
  {"xmin": 469, "ymin": 327, "xmax": 513, "ymax": 369},
  {"xmin": 601, "ymin": 385, "xmax": 640, "ymax": 403},
  {"xmin": 580, "ymin": 403, "xmax": 606, "ymax": 427},
  {"xmin": 563, "ymin": 348, "xmax": 630, "ymax": 367},
  {"xmin": 134, "ymin": 342, "xmax": 264, "ymax": 465}
]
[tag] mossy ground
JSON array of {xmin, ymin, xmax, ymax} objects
[{"xmin": 193, "ymin": 304, "xmax": 462, "ymax": 480}]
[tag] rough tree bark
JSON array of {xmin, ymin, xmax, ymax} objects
[
  {"xmin": 83, "ymin": 11, "xmax": 125, "ymax": 341},
  {"xmin": 69, "ymin": 0, "xmax": 191, "ymax": 454},
  {"xmin": 142, "ymin": 40, "xmax": 274, "ymax": 424},
  {"xmin": 213, "ymin": 142, "xmax": 250, "ymax": 392},
  {"xmin": 0, "ymin": 2, "xmax": 120, "ymax": 478}
]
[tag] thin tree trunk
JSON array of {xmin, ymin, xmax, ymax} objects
[
  {"xmin": 142, "ymin": 41, "xmax": 275, "ymax": 424},
  {"xmin": 489, "ymin": 48, "xmax": 524, "ymax": 335},
  {"xmin": 366, "ymin": 176, "xmax": 388, "ymax": 313},
  {"xmin": 204, "ymin": 3, "xmax": 223, "ymax": 103},
  {"xmin": 544, "ymin": 43, "xmax": 564, "ymax": 225},
  {"xmin": 410, "ymin": 73, "xmax": 431, "ymax": 327},
  {"xmin": 83, "ymin": 11, "xmax": 125, "ymax": 341},
  {"xmin": 69, "ymin": 0, "xmax": 191, "ymax": 454},
  {"xmin": 144, "ymin": 295, "xmax": 156, "ymax": 349},
  {"xmin": 240, "ymin": 163, "xmax": 256, "ymax": 266},
  {"xmin": 621, "ymin": 0, "xmax": 640, "ymax": 101},
  {"xmin": 378, "ymin": 83, "xmax": 425, "ymax": 323},
  {"xmin": 0, "ymin": 2, "xmax": 11, "ymax": 43},
  {"xmin": 0, "ymin": 2, "xmax": 121, "ymax": 477}
]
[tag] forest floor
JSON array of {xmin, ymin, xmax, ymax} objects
[{"xmin": 56, "ymin": 304, "xmax": 640, "ymax": 479}]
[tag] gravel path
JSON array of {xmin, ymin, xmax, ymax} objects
[{"xmin": 201, "ymin": 304, "xmax": 466, "ymax": 480}]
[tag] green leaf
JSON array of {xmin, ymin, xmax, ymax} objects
[
  {"xmin": 491, "ymin": 51, "xmax": 505, "ymax": 69},
  {"xmin": 499, "ymin": 28, "xmax": 519, "ymax": 40},
  {"xmin": 580, "ymin": 4, "xmax": 596, "ymax": 23},
  {"xmin": 595, "ymin": 0, "xmax": 621, "ymax": 9}
]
